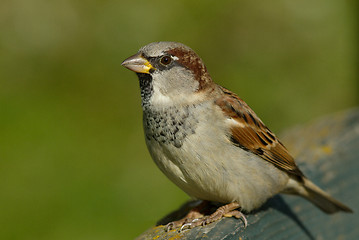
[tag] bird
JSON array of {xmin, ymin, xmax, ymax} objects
[{"xmin": 121, "ymin": 41, "xmax": 352, "ymax": 230}]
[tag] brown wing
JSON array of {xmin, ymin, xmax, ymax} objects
[{"xmin": 215, "ymin": 86, "xmax": 303, "ymax": 178}]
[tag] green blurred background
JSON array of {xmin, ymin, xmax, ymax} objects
[{"xmin": 0, "ymin": 0, "xmax": 357, "ymax": 239}]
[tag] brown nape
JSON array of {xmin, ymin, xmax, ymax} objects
[{"xmin": 167, "ymin": 47, "xmax": 213, "ymax": 91}]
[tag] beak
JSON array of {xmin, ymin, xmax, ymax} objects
[{"xmin": 121, "ymin": 53, "xmax": 155, "ymax": 74}]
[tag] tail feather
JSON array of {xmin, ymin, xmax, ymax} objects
[{"xmin": 302, "ymin": 178, "xmax": 352, "ymax": 214}]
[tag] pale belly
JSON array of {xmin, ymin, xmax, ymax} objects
[{"xmin": 144, "ymin": 105, "xmax": 289, "ymax": 212}]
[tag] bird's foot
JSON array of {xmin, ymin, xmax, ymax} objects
[
  {"xmin": 179, "ymin": 202, "xmax": 247, "ymax": 231},
  {"xmin": 166, "ymin": 202, "xmax": 247, "ymax": 232},
  {"xmin": 165, "ymin": 201, "xmax": 207, "ymax": 231}
]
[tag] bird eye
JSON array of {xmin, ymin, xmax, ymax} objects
[{"xmin": 160, "ymin": 56, "xmax": 172, "ymax": 65}]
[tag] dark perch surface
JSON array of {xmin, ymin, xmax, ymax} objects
[{"xmin": 136, "ymin": 108, "xmax": 359, "ymax": 240}]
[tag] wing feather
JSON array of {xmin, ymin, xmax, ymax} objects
[{"xmin": 215, "ymin": 86, "xmax": 303, "ymax": 177}]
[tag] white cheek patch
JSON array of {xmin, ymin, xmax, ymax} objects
[
  {"xmin": 148, "ymin": 64, "xmax": 200, "ymax": 107},
  {"xmin": 150, "ymin": 83, "xmax": 172, "ymax": 105}
]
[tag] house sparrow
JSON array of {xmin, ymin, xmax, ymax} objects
[{"xmin": 122, "ymin": 42, "xmax": 352, "ymax": 230}]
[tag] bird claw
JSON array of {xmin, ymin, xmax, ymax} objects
[
  {"xmin": 224, "ymin": 210, "xmax": 248, "ymax": 228},
  {"xmin": 165, "ymin": 222, "xmax": 174, "ymax": 232},
  {"xmin": 237, "ymin": 211, "xmax": 248, "ymax": 228},
  {"xmin": 165, "ymin": 217, "xmax": 200, "ymax": 232},
  {"xmin": 179, "ymin": 218, "xmax": 203, "ymax": 231},
  {"xmin": 179, "ymin": 222, "xmax": 192, "ymax": 232}
]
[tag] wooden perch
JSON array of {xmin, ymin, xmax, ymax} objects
[{"xmin": 136, "ymin": 108, "xmax": 359, "ymax": 240}]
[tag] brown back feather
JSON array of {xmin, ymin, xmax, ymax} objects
[{"xmin": 216, "ymin": 86, "xmax": 303, "ymax": 178}]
